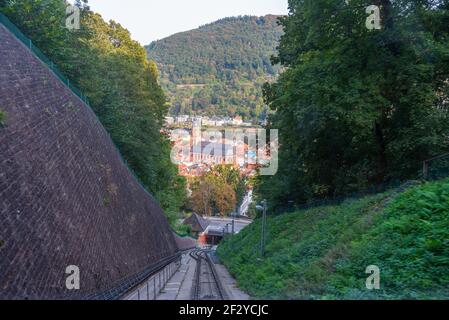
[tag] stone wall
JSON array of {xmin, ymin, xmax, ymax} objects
[{"xmin": 0, "ymin": 24, "xmax": 179, "ymax": 299}]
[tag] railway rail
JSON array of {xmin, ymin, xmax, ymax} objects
[{"xmin": 190, "ymin": 249, "xmax": 228, "ymax": 300}]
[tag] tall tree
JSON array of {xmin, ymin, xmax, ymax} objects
[{"xmin": 258, "ymin": 0, "xmax": 449, "ymax": 210}]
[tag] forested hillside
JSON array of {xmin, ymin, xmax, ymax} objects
[
  {"xmin": 146, "ymin": 15, "xmax": 283, "ymax": 121},
  {"xmin": 0, "ymin": 0, "xmax": 186, "ymax": 225}
]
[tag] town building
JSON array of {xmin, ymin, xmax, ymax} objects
[{"xmin": 191, "ymin": 141, "xmax": 234, "ymax": 165}]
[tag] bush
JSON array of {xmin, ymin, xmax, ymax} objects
[{"xmin": 327, "ymin": 179, "xmax": 449, "ymax": 299}]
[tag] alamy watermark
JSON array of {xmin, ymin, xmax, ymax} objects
[
  {"xmin": 65, "ymin": 265, "xmax": 80, "ymax": 290},
  {"xmin": 344, "ymin": 1, "xmax": 382, "ymax": 30},
  {"xmin": 62, "ymin": 3, "xmax": 381, "ymax": 32},
  {"xmin": 65, "ymin": 4, "xmax": 80, "ymax": 30},
  {"xmin": 366, "ymin": 5, "xmax": 381, "ymax": 30},
  {"xmin": 365, "ymin": 265, "xmax": 380, "ymax": 290}
]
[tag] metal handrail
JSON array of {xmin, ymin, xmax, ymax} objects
[{"xmin": 90, "ymin": 252, "xmax": 183, "ymax": 300}]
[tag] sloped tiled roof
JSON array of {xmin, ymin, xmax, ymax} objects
[{"xmin": 183, "ymin": 213, "xmax": 210, "ymax": 232}]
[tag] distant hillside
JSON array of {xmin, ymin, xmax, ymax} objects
[{"xmin": 146, "ymin": 15, "xmax": 283, "ymax": 121}]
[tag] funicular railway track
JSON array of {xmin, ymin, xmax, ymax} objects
[{"xmin": 190, "ymin": 249, "xmax": 227, "ymax": 300}]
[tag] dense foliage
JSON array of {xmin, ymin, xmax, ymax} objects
[
  {"xmin": 0, "ymin": 0, "xmax": 186, "ymax": 225},
  {"xmin": 218, "ymin": 179, "xmax": 449, "ymax": 299},
  {"xmin": 146, "ymin": 15, "xmax": 283, "ymax": 121},
  {"xmin": 257, "ymin": 0, "xmax": 449, "ymax": 210},
  {"xmin": 189, "ymin": 165, "xmax": 246, "ymax": 217}
]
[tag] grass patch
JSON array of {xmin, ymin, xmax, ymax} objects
[
  {"xmin": 173, "ymin": 220, "xmax": 192, "ymax": 237},
  {"xmin": 217, "ymin": 179, "xmax": 449, "ymax": 299}
]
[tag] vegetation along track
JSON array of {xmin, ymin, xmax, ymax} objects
[{"xmin": 190, "ymin": 249, "xmax": 228, "ymax": 300}]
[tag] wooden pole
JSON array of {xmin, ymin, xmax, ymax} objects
[{"xmin": 423, "ymin": 161, "xmax": 429, "ymax": 180}]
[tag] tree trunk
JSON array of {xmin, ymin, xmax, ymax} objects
[{"xmin": 374, "ymin": 120, "xmax": 388, "ymax": 184}]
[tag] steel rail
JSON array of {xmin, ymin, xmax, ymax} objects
[{"xmin": 190, "ymin": 249, "xmax": 227, "ymax": 300}]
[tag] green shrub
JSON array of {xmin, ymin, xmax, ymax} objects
[{"xmin": 218, "ymin": 180, "xmax": 449, "ymax": 299}]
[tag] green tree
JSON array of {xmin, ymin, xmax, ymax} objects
[
  {"xmin": 211, "ymin": 164, "xmax": 246, "ymax": 205},
  {"xmin": 258, "ymin": 0, "xmax": 449, "ymax": 210},
  {"xmin": 189, "ymin": 178, "xmax": 215, "ymax": 216}
]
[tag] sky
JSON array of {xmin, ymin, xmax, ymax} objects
[{"xmin": 84, "ymin": 0, "xmax": 289, "ymax": 45}]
